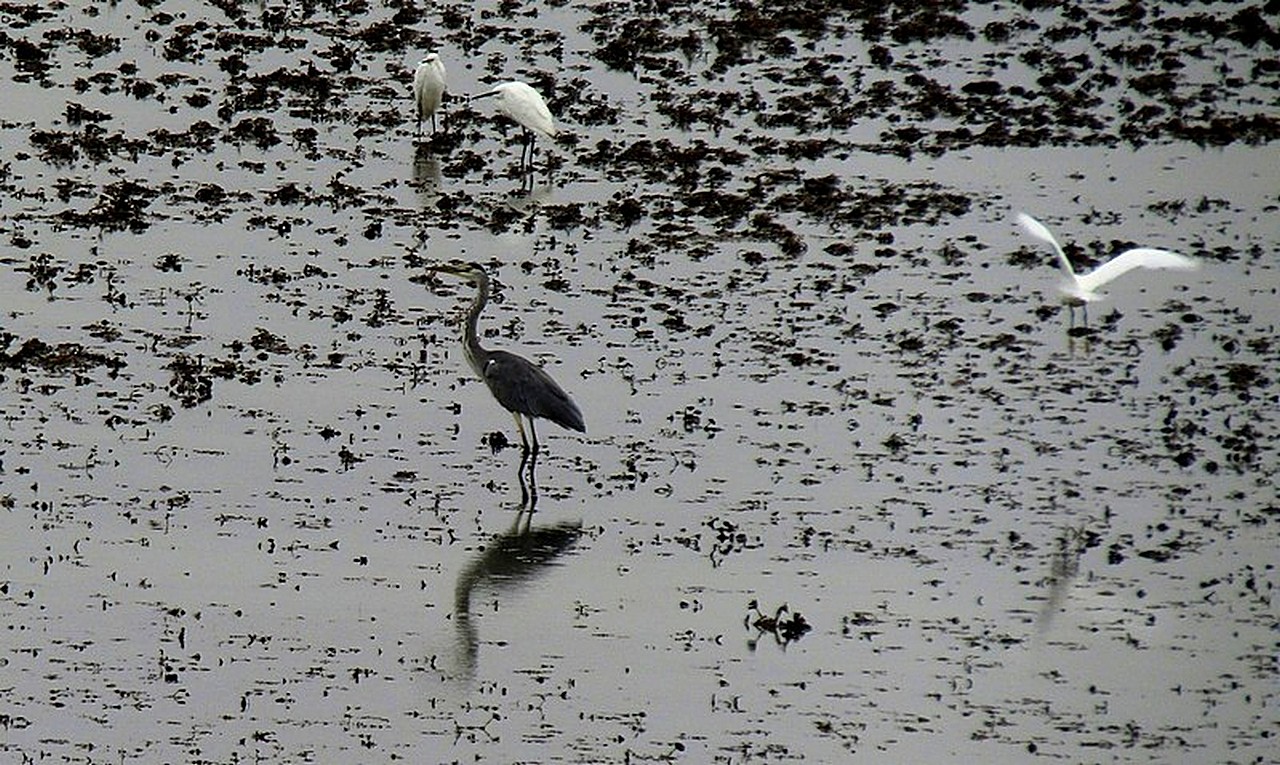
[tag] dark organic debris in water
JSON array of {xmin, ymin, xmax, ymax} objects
[
  {"xmin": 164, "ymin": 349, "xmax": 267, "ymax": 408},
  {"xmin": 0, "ymin": 334, "xmax": 124, "ymax": 374},
  {"xmin": 483, "ymin": 430, "xmax": 513, "ymax": 454},
  {"xmin": 746, "ymin": 599, "xmax": 812, "ymax": 647},
  {"xmin": 165, "ymin": 354, "xmax": 214, "ymax": 408}
]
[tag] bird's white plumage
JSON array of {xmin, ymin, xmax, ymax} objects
[
  {"xmin": 1017, "ymin": 212, "xmax": 1198, "ymax": 304},
  {"xmin": 1017, "ymin": 212, "xmax": 1073, "ymax": 278},
  {"xmin": 1075, "ymin": 248, "xmax": 1198, "ymax": 295},
  {"xmin": 413, "ymin": 54, "xmax": 447, "ymax": 129},
  {"xmin": 485, "ymin": 81, "xmax": 556, "ymax": 138}
]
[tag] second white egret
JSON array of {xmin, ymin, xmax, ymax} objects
[{"xmin": 473, "ymin": 81, "xmax": 557, "ymax": 169}]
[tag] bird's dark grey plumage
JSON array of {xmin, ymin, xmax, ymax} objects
[{"xmin": 432, "ymin": 260, "xmax": 584, "ymax": 453}]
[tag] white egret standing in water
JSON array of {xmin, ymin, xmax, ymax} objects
[
  {"xmin": 472, "ymin": 81, "xmax": 557, "ymax": 170},
  {"xmin": 413, "ymin": 54, "xmax": 447, "ymax": 134},
  {"xmin": 1017, "ymin": 212, "xmax": 1199, "ymax": 321}
]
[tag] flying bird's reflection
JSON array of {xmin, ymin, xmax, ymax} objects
[
  {"xmin": 1037, "ymin": 524, "xmax": 1094, "ymax": 634},
  {"xmin": 1067, "ymin": 326, "xmax": 1095, "ymax": 358},
  {"xmin": 505, "ymin": 181, "xmax": 554, "ymax": 211}
]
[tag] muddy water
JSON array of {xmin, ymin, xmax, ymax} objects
[{"xmin": 2, "ymin": 1, "xmax": 1276, "ymax": 762}]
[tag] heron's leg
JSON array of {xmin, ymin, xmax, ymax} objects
[
  {"xmin": 523, "ymin": 446, "xmax": 539, "ymax": 513},
  {"xmin": 517, "ymin": 448, "xmax": 531, "ymax": 510},
  {"xmin": 527, "ymin": 417, "xmax": 540, "ymax": 456},
  {"xmin": 513, "ymin": 412, "xmax": 530, "ymax": 452}
]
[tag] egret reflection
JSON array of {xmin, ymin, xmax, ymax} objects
[{"xmin": 412, "ymin": 145, "xmax": 443, "ymax": 206}]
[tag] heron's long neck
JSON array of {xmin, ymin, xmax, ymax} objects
[{"xmin": 461, "ymin": 274, "xmax": 489, "ymax": 378}]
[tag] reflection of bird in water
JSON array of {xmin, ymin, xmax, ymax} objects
[
  {"xmin": 1037, "ymin": 525, "xmax": 1096, "ymax": 634},
  {"xmin": 429, "ymin": 260, "xmax": 585, "ymax": 455},
  {"xmin": 412, "ymin": 145, "xmax": 443, "ymax": 206},
  {"xmin": 518, "ymin": 447, "xmax": 539, "ymax": 510},
  {"xmin": 746, "ymin": 599, "xmax": 811, "ymax": 648},
  {"xmin": 472, "ymin": 81, "xmax": 557, "ymax": 171},
  {"xmin": 452, "ymin": 516, "xmax": 583, "ymax": 680},
  {"xmin": 505, "ymin": 182, "xmax": 554, "ymax": 212},
  {"xmin": 413, "ymin": 54, "xmax": 447, "ymax": 134},
  {"xmin": 748, "ymin": 600, "xmax": 789, "ymax": 632},
  {"xmin": 1017, "ymin": 212, "xmax": 1198, "ymax": 324}
]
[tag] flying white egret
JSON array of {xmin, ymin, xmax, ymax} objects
[
  {"xmin": 413, "ymin": 54, "xmax": 447, "ymax": 134},
  {"xmin": 473, "ymin": 81, "xmax": 557, "ymax": 169},
  {"xmin": 1017, "ymin": 212, "xmax": 1199, "ymax": 316}
]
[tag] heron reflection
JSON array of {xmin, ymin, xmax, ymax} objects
[
  {"xmin": 452, "ymin": 508, "xmax": 583, "ymax": 680},
  {"xmin": 518, "ymin": 448, "xmax": 538, "ymax": 510}
]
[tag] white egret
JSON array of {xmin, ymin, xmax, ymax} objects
[
  {"xmin": 413, "ymin": 54, "xmax": 447, "ymax": 134},
  {"xmin": 473, "ymin": 81, "xmax": 557, "ymax": 169},
  {"xmin": 1017, "ymin": 212, "xmax": 1198, "ymax": 315}
]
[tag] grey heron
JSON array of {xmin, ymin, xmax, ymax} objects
[{"xmin": 430, "ymin": 260, "xmax": 585, "ymax": 454}]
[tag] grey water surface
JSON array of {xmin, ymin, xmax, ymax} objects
[{"xmin": 1, "ymin": 2, "xmax": 1276, "ymax": 763}]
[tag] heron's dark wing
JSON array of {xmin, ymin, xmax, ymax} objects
[{"xmin": 483, "ymin": 351, "xmax": 585, "ymax": 433}]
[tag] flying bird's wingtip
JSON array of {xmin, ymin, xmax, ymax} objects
[{"xmin": 1016, "ymin": 211, "xmax": 1044, "ymax": 232}]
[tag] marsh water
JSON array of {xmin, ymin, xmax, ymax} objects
[{"xmin": 1, "ymin": 2, "xmax": 1277, "ymax": 763}]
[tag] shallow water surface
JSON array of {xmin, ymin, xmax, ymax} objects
[{"xmin": 1, "ymin": 1, "xmax": 1277, "ymax": 763}]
